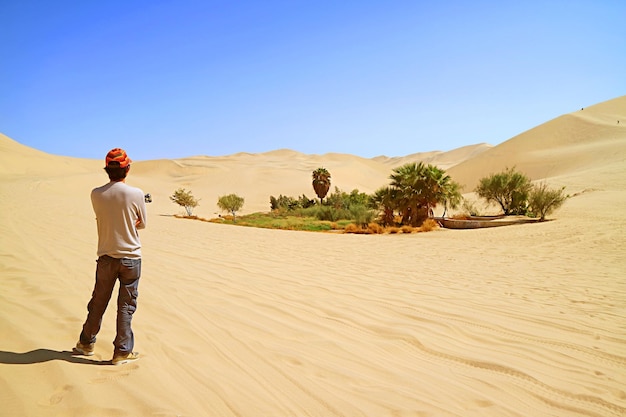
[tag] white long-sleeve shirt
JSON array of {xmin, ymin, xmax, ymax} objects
[{"xmin": 91, "ymin": 181, "xmax": 147, "ymax": 259}]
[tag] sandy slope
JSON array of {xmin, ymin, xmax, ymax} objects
[
  {"xmin": 1, "ymin": 96, "xmax": 625, "ymax": 417},
  {"xmin": 448, "ymin": 96, "xmax": 626, "ymax": 192}
]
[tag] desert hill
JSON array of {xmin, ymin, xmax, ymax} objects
[{"xmin": 448, "ymin": 95, "xmax": 626, "ymax": 192}]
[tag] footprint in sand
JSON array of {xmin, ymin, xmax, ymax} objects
[
  {"xmin": 42, "ymin": 384, "xmax": 73, "ymax": 406},
  {"xmin": 90, "ymin": 363, "xmax": 140, "ymax": 384}
]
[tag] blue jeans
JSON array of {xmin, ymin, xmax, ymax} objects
[{"xmin": 80, "ymin": 256, "xmax": 141, "ymax": 355}]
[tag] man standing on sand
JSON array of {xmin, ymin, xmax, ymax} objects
[{"xmin": 73, "ymin": 148, "xmax": 147, "ymax": 365}]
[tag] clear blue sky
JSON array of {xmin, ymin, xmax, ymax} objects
[{"xmin": 2, "ymin": 0, "xmax": 625, "ymax": 161}]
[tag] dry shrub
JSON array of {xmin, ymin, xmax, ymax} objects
[
  {"xmin": 367, "ymin": 223, "xmax": 384, "ymax": 234},
  {"xmin": 343, "ymin": 224, "xmax": 362, "ymax": 234},
  {"xmin": 388, "ymin": 227, "xmax": 401, "ymax": 234},
  {"xmin": 418, "ymin": 218, "xmax": 439, "ymax": 232},
  {"xmin": 401, "ymin": 225, "xmax": 414, "ymax": 234},
  {"xmin": 344, "ymin": 223, "xmax": 381, "ymax": 234}
]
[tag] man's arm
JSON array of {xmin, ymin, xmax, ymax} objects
[{"xmin": 135, "ymin": 190, "xmax": 147, "ymax": 230}]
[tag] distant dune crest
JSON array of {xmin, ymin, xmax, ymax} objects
[{"xmin": 1, "ymin": 95, "xmax": 625, "ymax": 212}]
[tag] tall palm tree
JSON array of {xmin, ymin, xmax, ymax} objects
[{"xmin": 312, "ymin": 168, "xmax": 331, "ymax": 204}]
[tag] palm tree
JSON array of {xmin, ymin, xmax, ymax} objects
[
  {"xmin": 440, "ymin": 179, "xmax": 463, "ymax": 218},
  {"xmin": 422, "ymin": 165, "xmax": 462, "ymax": 217},
  {"xmin": 370, "ymin": 186, "xmax": 398, "ymax": 226},
  {"xmin": 389, "ymin": 162, "xmax": 462, "ymax": 226},
  {"xmin": 312, "ymin": 168, "xmax": 331, "ymax": 204},
  {"xmin": 389, "ymin": 162, "xmax": 429, "ymax": 226}
]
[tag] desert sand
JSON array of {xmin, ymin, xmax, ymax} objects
[{"xmin": 1, "ymin": 96, "xmax": 625, "ymax": 416}]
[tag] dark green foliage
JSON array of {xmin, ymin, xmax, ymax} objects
[
  {"xmin": 370, "ymin": 186, "xmax": 399, "ymax": 226},
  {"xmin": 298, "ymin": 194, "xmax": 316, "ymax": 209},
  {"xmin": 388, "ymin": 162, "xmax": 462, "ymax": 226},
  {"xmin": 314, "ymin": 206, "xmax": 350, "ymax": 222},
  {"xmin": 324, "ymin": 187, "xmax": 371, "ymax": 210},
  {"xmin": 270, "ymin": 194, "xmax": 315, "ymax": 211},
  {"xmin": 270, "ymin": 194, "xmax": 299, "ymax": 211}
]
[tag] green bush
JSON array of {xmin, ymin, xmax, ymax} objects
[
  {"xmin": 170, "ymin": 188, "xmax": 199, "ymax": 216},
  {"xmin": 217, "ymin": 193, "xmax": 245, "ymax": 221},
  {"xmin": 270, "ymin": 194, "xmax": 315, "ymax": 211},
  {"xmin": 314, "ymin": 206, "xmax": 351, "ymax": 221},
  {"xmin": 474, "ymin": 167, "xmax": 532, "ymax": 215},
  {"xmin": 324, "ymin": 187, "xmax": 371, "ymax": 210},
  {"xmin": 528, "ymin": 182, "xmax": 568, "ymax": 221},
  {"xmin": 350, "ymin": 204, "xmax": 376, "ymax": 227}
]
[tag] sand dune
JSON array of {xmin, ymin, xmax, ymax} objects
[
  {"xmin": 448, "ymin": 96, "xmax": 626, "ymax": 192},
  {"xmin": 1, "ymin": 96, "xmax": 625, "ymax": 417}
]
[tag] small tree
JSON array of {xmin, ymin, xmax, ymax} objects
[
  {"xmin": 474, "ymin": 167, "xmax": 532, "ymax": 215},
  {"xmin": 312, "ymin": 168, "xmax": 331, "ymax": 204},
  {"xmin": 170, "ymin": 188, "xmax": 199, "ymax": 216},
  {"xmin": 528, "ymin": 182, "xmax": 568, "ymax": 221},
  {"xmin": 217, "ymin": 193, "xmax": 245, "ymax": 221}
]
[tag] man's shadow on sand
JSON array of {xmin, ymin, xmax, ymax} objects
[{"xmin": 0, "ymin": 349, "xmax": 110, "ymax": 365}]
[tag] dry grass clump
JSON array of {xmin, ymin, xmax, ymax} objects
[
  {"xmin": 367, "ymin": 222, "xmax": 384, "ymax": 234},
  {"xmin": 343, "ymin": 224, "xmax": 365, "ymax": 234},
  {"xmin": 418, "ymin": 218, "xmax": 439, "ymax": 232},
  {"xmin": 385, "ymin": 219, "xmax": 439, "ymax": 234},
  {"xmin": 343, "ymin": 223, "xmax": 385, "ymax": 234}
]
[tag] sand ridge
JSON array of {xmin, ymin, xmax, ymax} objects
[{"xmin": 1, "ymin": 95, "xmax": 625, "ymax": 416}]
